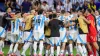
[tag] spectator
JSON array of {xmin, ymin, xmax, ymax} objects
[
  {"xmin": 21, "ymin": 0, "xmax": 32, "ymax": 13},
  {"xmin": 16, "ymin": 0, "xmax": 24, "ymax": 11},
  {"xmin": 46, "ymin": 0, "xmax": 54, "ymax": 10},
  {"xmin": 5, "ymin": 0, "xmax": 12, "ymax": 9},
  {"xmin": 41, "ymin": 1, "xmax": 49, "ymax": 11},
  {"xmin": 10, "ymin": 0, "xmax": 17, "ymax": 12},
  {"xmin": 75, "ymin": 2, "xmax": 81, "ymax": 11},
  {"xmin": 64, "ymin": 0, "xmax": 72, "ymax": 12},
  {"xmin": 32, "ymin": 1, "xmax": 41, "ymax": 10},
  {"xmin": 82, "ymin": 1, "xmax": 88, "ymax": 11},
  {"xmin": 56, "ymin": 1, "xmax": 64, "ymax": 12},
  {"xmin": 88, "ymin": 0, "xmax": 96, "ymax": 12}
]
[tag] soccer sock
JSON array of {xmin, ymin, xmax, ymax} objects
[
  {"xmin": 60, "ymin": 50, "xmax": 64, "ymax": 55},
  {"xmin": 13, "ymin": 43, "xmax": 18, "ymax": 53},
  {"xmin": 9, "ymin": 43, "xmax": 14, "ymax": 53},
  {"xmin": 50, "ymin": 46, "xmax": 54, "ymax": 56},
  {"xmin": 45, "ymin": 50, "xmax": 49, "ymax": 56},
  {"xmin": 0, "ymin": 43, "xmax": 2, "ymax": 51},
  {"xmin": 92, "ymin": 45, "xmax": 96, "ymax": 56},
  {"xmin": 16, "ymin": 50, "xmax": 20, "ymax": 56},
  {"xmin": 76, "ymin": 45, "xmax": 80, "ymax": 54},
  {"xmin": 69, "ymin": 44, "xmax": 73, "ymax": 55},
  {"xmin": 33, "ymin": 41, "xmax": 37, "ymax": 54},
  {"xmin": 22, "ymin": 42, "xmax": 31, "ymax": 55},
  {"xmin": 78, "ymin": 45, "xmax": 84, "ymax": 56},
  {"xmin": 39, "ymin": 41, "xmax": 44, "ymax": 55},
  {"xmin": 30, "ymin": 43, "xmax": 33, "ymax": 55},
  {"xmin": 82, "ymin": 45, "xmax": 87, "ymax": 56},
  {"xmin": 57, "ymin": 46, "xmax": 60, "ymax": 56},
  {"xmin": 0, "ymin": 41, "xmax": 3, "ymax": 51},
  {"xmin": 88, "ymin": 51, "xmax": 93, "ymax": 56},
  {"xmin": 60, "ymin": 43, "xmax": 66, "ymax": 55},
  {"xmin": 1, "ymin": 41, "xmax": 4, "ymax": 48}
]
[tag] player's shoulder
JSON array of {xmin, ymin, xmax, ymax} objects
[
  {"xmin": 0, "ymin": 26, "xmax": 3, "ymax": 30},
  {"xmin": 19, "ymin": 18, "xmax": 24, "ymax": 22}
]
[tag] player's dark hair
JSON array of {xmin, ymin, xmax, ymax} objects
[
  {"xmin": 71, "ymin": 8, "xmax": 76, "ymax": 13},
  {"xmin": 52, "ymin": 14, "xmax": 57, "ymax": 18},
  {"xmin": 67, "ymin": 11, "xmax": 71, "ymax": 14},
  {"xmin": 21, "ymin": 12, "xmax": 25, "ymax": 17},
  {"xmin": 49, "ymin": 14, "xmax": 53, "ymax": 19},
  {"xmin": 38, "ymin": 9, "xmax": 43, "ymax": 15},
  {"xmin": 61, "ymin": 10, "xmax": 65, "ymax": 14},
  {"xmin": 86, "ymin": 9, "xmax": 92, "ymax": 13},
  {"xmin": 79, "ymin": 8, "xmax": 85, "ymax": 14},
  {"xmin": 15, "ymin": 11, "xmax": 21, "ymax": 15}
]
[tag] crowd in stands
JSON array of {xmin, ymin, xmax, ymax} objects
[{"xmin": 0, "ymin": 0, "xmax": 99, "ymax": 13}]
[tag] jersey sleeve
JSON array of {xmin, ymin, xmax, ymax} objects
[{"xmin": 44, "ymin": 16, "xmax": 49, "ymax": 21}]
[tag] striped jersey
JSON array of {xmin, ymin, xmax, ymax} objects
[
  {"xmin": 33, "ymin": 14, "xmax": 48, "ymax": 32},
  {"xmin": 58, "ymin": 15, "xmax": 66, "ymax": 31},
  {"xmin": 66, "ymin": 14, "xmax": 77, "ymax": 30}
]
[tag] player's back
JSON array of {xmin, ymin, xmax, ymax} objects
[{"xmin": 48, "ymin": 19, "xmax": 63, "ymax": 37}]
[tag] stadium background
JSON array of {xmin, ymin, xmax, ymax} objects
[{"xmin": 0, "ymin": 0, "xmax": 100, "ymax": 56}]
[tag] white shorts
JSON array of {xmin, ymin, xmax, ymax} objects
[
  {"xmin": 68, "ymin": 30, "xmax": 78, "ymax": 41},
  {"xmin": 0, "ymin": 27, "xmax": 6, "ymax": 38},
  {"xmin": 45, "ymin": 37, "xmax": 51, "ymax": 44},
  {"xmin": 6, "ymin": 31, "xmax": 11, "ymax": 41},
  {"xmin": 49, "ymin": 37, "xmax": 60, "ymax": 46},
  {"xmin": 10, "ymin": 34, "xmax": 19, "ymax": 43},
  {"xmin": 77, "ymin": 34, "xmax": 87, "ymax": 44},
  {"xmin": 33, "ymin": 31, "xmax": 45, "ymax": 41},
  {"xmin": 59, "ymin": 28, "xmax": 67, "ymax": 42},
  {"xmin": 23, "ymin": 31, "xmax": 33, "ymax": 42}
]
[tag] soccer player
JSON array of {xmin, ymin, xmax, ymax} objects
[
  {"xmin": 48, "ymin": 13, "xmax": 64, "ymax": 56},
  {"xmin": 33, "ymin": 9, "xmax": 48, "ymax": 56},
  {"xmin": 95, "ymin": 10, "xmax": 100, "ymax": 55},
  {"xmin": 21, "ymin": 10, "xmax": 35, "ymax": 56},
  {"xmin": 66, "ymin": 9, "xmax": 78, "ymax": 56},
  {"xmin": 44, "ymin": 14, "xmax": 52, "ymax": 56},
  {"xmin": 0, "ymin": 26, "xmax": 6, "ymax": 56},
  {"xmin": 8, "ymin": 11, "xmax": 22, "ymax": 55},
  {"xmin": 76, "ymin": 10, "xmax": 88, "ymax": 56},
  {"xmin": 85, "ymin": 9, "xmax": 99, "ymax": 56},
  {"xmin": 58, "ymin": 10, "xmax": 67, "ymax": 56}
]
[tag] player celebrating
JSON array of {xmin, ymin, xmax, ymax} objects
[
  {"xmin": 66, "ymin": 9, "xmax": 78, "ymax": 56},
  {"xmin": 85, "ymin": 9, "xmax": 100, "ymax": 56},
  {"xmin": 21, "ymin": 10, "xmax": 35, "ymax": 56},
  {"xmin": 58, "ymin": 10, "xmax": 67, "ymax": 56},
  {"xmin": 8, "ymin": 11, "xmax": 22, "ymax": 55},
  {"xmin": 95, "ymin": 10, "xmax": 100, "ymax": 55},
  {"xmin": 0, "ymin": 26, "xmax": 6, "ymax": 56},
  {"xmin": 76, "ymin": 10, "xmax": 88, "ymax": 56},
  {"xmin": 33, "ymin": 9, "xmax": 49, "ymax": 56},
  {"xmin": 48, "ymin": 13, "xmax": 64, "ymax": 56}
]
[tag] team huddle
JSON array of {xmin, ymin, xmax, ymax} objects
[{"xmin": 0, "ymin": 7, "xmax": 100, "ymax": 56}]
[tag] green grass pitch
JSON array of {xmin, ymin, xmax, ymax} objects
[{"xmin": 3, "ymin": 46, "xmax": 77, "ymax": 56}]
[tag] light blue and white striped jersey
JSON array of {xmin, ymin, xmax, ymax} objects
[
  {"xmin": 58, "ymin": 15, "xmax": 66, "ymax": 23},
  {"xmin": 11, "ymin": 18, "xmax": 24, "ymax": 35},
  {"xmin": 96, "ymin": 16, "xmax": 100, "ymax": 31},
  {"xmin": 66, "ymin": 14, "xmax": 77, "ymax": 30},
  {"xmin": 11, "ymin": 19, "xmax": 20, "ymax": 35},
  {"xmin": 58, "ymin": 15, "xmax": 66, "ymax": 31},
  {"xmin": 19, "ymin": 18, "xmax": 25, "ymax": 37},
  {"xmin": 33, "ymin": 14, "xmax": 48, "ymax": 32}
]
